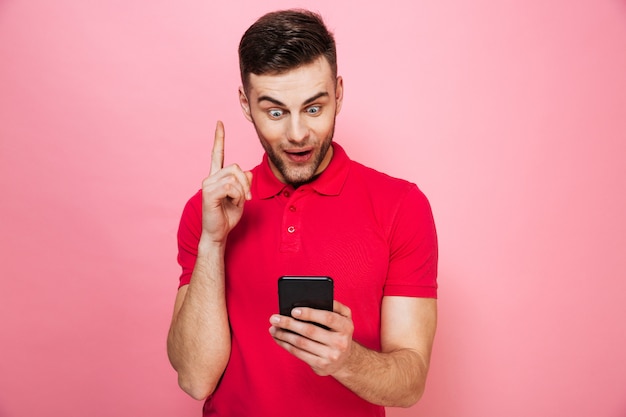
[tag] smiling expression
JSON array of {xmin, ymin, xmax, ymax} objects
[{"xmin": 239, "ymin": 57, "xmax": 344, "ymax": 187}]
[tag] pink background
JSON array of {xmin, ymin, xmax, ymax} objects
[{"xmin": 1, "ymin": 1, "xmax": 625, "ymax": 416}]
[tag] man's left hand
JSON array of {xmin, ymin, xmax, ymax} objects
[{"xmin": 269, "ymin": 300, "xmax": 355, "ymax": 376}]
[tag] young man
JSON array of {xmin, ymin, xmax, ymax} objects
[{"xmin": 167, "ymin": 9, "xmax": 438, "ymax": 416}]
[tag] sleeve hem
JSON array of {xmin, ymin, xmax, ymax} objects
[{"xmin": 383, "ymin": 285, "xmax": 438, "ymax": 299}]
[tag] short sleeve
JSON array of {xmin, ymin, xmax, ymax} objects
[
  {"xmin": 176, "ymin": 190, "xmax": 202, "ymax": 288},
  {"xmin": 384, "ymin": 185, "xmax": 438, "ymax": 298}
]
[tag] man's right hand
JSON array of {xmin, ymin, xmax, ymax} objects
[
  {"xmin": 168, "ymin": 121, "xmax": 245, "ymax": 400},
  {"xmin": 200, "ymin": 120, "xmax": 253, "ymax": 245}
]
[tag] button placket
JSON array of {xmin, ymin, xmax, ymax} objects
[{"xmin": 280, "ymin": 188, "xmax": 307, "ymax": 252}]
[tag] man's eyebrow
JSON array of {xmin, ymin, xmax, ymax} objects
[
  {"xmin": 257, "ymin": 95, "xmax": 285, "ymax": 106},
  {"xmin": 257, "ymin": 92, "xmax": 330, "ymax": 107},
  {"xmin": 303, "ymin": 92, "xmax": 329, "ymax": 105}
]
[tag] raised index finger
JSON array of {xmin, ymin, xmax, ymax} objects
[{"xmin": 210, "ymin": 120, "xmax": 225, "ymax": 175}]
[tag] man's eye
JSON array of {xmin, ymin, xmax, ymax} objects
[
  {"xmin": 306, "ymin": 106, "xmax": 321, "ymax": 115},
  {"xmin": 269, "ymin": 109, "xmax": 284, "ymax": 118}
]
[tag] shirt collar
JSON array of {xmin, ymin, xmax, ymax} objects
[{"xmin": 254, "ymin": 142, "xmax": 351, "ymax": 199}]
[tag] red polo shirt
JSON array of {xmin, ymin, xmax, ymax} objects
[{"xmin": 177, "ymin": 143, "xmax": 438, "ymax": 416}]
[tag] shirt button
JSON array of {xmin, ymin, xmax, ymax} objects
[
  {"xmin": 289, "ymin": 206, "xmax": 296, "ymax": 212},
  {"xmin": 283, "ymin": 190, "xmax": 290, "ymax": 197},
  {"xmin": 287, "ymin": 226, "xmax": 295, "ymax": 233}
]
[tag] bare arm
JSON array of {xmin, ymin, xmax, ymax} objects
[
  {"xmin": 269, "ymin": 296, "xmax": 437, "ymax": 407},
  {"xmin": 166, "ymin": 243, "xmax": 229, "ymax": 400},
  {"xmin": 334, "ymin": 297, "xmax": 437, "ymax": 406},
  {"xmin": 167, "ymin": 121, "xmax": 252, "ymax": 400}
]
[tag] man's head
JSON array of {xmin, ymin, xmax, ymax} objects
[
  {"xmin": 238, "ymin": 9, "xmax": 337, "ymax": 94},
  {"xmin": 238, "ymin": 10, "xmax": 343, "ymax": 187}
]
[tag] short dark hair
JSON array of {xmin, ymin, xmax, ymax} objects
[{"xmin": 238, "ymin": 9, "xmax": 337, "ymax": 92}]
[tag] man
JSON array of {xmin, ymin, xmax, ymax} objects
[{"xmin": 167, "ymin": 9, "xmax": 438, "ymax": 417}]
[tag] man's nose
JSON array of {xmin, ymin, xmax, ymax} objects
[{"xmin": 287, "ymin": 115, "xmax": 310, "ymax": 143}]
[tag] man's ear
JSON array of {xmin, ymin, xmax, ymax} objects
[
  {"xmin": 335, "ymin": 76, "xmax": 344, "ymax": 116},
  {"xmin": 239, "ymin": 86, "xmax": 253, "ymax": 122}
]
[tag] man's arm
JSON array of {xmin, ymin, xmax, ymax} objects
[
  {"xmin": 336, "ymin": 296, "xmax": 437, "ymax": 406},
  {"xmin": 269, "ymin": 296, "xmax": 437, "ymax": 407},
  {"xmin": 167, "ymin": 121, "xmax": 252, "ymax": 400},
  {"xmin": 166, "ymin": 242, "xmax": 230, "ymax": 400}
]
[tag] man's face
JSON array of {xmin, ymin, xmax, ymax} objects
[{"xmin": 239, "ymin": 57, "xmax": 343, "ymax": 187}]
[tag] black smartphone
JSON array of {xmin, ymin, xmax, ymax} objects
[{"xmin": 278, "ymin": 276, "xmax": 334, "ymax": 327}]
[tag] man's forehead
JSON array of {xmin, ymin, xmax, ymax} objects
[{"xmin": 247, "ymin": 58, "xmax": 335, "ymax": 101}]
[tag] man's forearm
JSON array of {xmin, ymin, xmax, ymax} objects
[
  {"xmin": 332, "ymin": 343, "xmax": 429, "ymax": 407},
  {"xmin": 167, "ymin": 241, "xmax": 231, "ymax": 400}
]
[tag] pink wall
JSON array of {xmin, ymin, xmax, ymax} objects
[{"xmin": 1, "ymin": 1, "xmax": 625, "ymax": 416}]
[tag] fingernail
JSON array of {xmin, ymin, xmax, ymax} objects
[
  {"xmin": 292, "ymin": 308, "xmax": 302, "ymax": 317},
  {"xmin": 270, "ymin": 315, "xmax": 280, "ymax": 324}
]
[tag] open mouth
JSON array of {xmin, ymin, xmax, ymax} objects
[{"xmin": 285, "ymin": 149, "xmax": 313, "ymax": 162}]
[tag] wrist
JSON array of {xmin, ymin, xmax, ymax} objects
[
  {"xmin": 331, "ymin": 341, "xmax": 363, "ymax": 380},
  {"xmin": 197, "ymin": 235, "xmax": 227, "ymax": 256}
]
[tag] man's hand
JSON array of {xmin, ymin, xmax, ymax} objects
[
  {"xmin": 201, "ymin": 121, "xmax": 253, "ymax": 244},
  {"xmin": 167, "ymin": 121, "xmax": 252, "ymax": 400},
  {"xmin": 269, "ymin": 297, "xmax": 437, "ymax": 407},
  {"xmin": 269, "ymin": 300, "xmax": 355, "ymax": 376}
]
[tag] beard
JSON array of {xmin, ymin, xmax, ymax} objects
[{"xmin": 254, "ymin": 119, "xmax": 336, "ymax": 188}]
